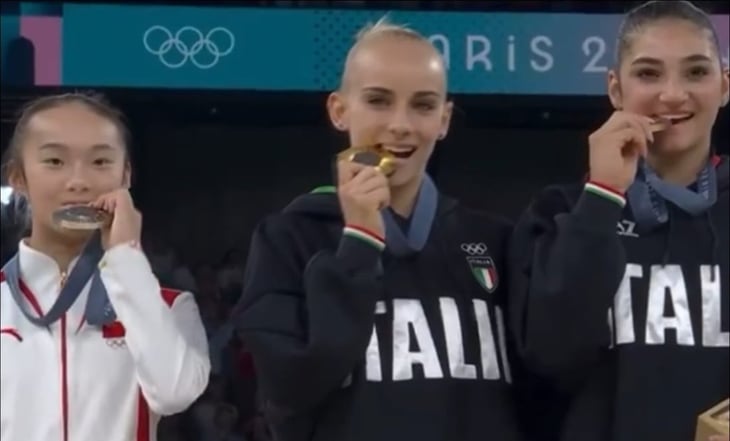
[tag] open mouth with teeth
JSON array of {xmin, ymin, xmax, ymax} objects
[
  {"xmin": 383, "ymin": 147, "xmax": 417, "ymax": 159},
  {"xmin": 660, "ymin": 114, "xmax": 694, "ymax": 125}
]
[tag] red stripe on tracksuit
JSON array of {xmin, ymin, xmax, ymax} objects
[
  {"xmin": 2, "ymin": 273, "xmax": 184, "ymax": 441},
  {"xmin": 14, "ymin": 278, "xmax": 68, "ymax": 441},
  {"xmin": 136, "ymin": 287, "xmax": 181, "ymax": 441}
]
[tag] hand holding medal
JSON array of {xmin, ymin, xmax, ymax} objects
[
  {"xmin": 336, "ymin": 143, "xmax": 392, "ymax": 238},
  {"xmin": 90, "ymin": 189, "xmax": 142, "ymax": 250},
  {"xmin": 588, "ymin": 112, "xmax": 676, "ymax": 194},
  {"xmin": 53, "ymin": 189, "xmax": 142, "ymax": 250}
]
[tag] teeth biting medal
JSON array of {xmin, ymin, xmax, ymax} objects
[
  {"xmin": 649, "ymin": 114, "xmax": 692, "ymax": 132},
  {"xmin": 649, "ymin": 116, "xmax": 672, "ymax": 132},
  {"xmin": 337, "ymin": 143, "xmax": 396, "ymax": 176},
  {"xmin": 52, "ymin": 205, "xmax": 111, "ymax": 230}
]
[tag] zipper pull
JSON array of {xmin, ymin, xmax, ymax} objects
[{"xmin": 60, "ymin": 271, "xmax": 68, "ymax": 288}]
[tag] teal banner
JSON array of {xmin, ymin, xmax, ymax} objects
[{"xmin": 1, "ymin": 4, "xmax": 728, "ymax": 95}]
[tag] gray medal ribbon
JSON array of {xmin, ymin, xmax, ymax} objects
[
  {"xmin": 1, "ymin": 232, "xmax": 117, "ymax": 328},
  {"xmin": 628, "ymin": 159, "xmax": 717, "ymax": 231},
  {"xmin": 381, "ymin": 174, "xmax": 438, "ymax": 257}
]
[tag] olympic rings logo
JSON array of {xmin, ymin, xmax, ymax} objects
[
  {"xmin": 143, "ymin": 25, "xmax": 235, "ymax": 69},
  {"xmin": 105, "ymin": 338, "xmax": 126, "ymax": 349},
  {"xmin": 460, "ymin": 243, "xmax": 487, "ymax": 255}
]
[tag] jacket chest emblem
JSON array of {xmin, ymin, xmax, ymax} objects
[
  {"xmin": 460, "ymin": 242, "xmax": 498, "ymax": 294},
  {"xmin": 101, "ymin": 321, "xmax": 126, "ymax": 348}
]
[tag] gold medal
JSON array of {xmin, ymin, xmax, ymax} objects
[
  {"xmin": 337, "ymin": 143, "xmax": 396, "ymax": 176},
  {"xmin": 52, "ymin": 205, "xmax": 111, "ymax": 230}
]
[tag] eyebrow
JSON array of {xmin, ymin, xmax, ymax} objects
[
  {"xmin": 39, "ymin": 142, "xmax": 116, "ymax": 152},
  {"xmin": 361, "ymin": 86, "xmax": 441, "ymax": 98},
  {"xmin": 631, "ymin": 54, "xmax": 714, "ymax": 66}
]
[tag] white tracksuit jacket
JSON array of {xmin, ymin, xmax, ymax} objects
[{"xmin": 0, "ymin": 241, "xmax": 211, "ymax": 441}]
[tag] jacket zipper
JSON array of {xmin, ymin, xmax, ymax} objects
[{"xmin": 59, "ymin": 270, "xmax": 69, "ymax": 441}]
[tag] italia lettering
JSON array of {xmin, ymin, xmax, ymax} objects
[
  {"xmin": 609, "ymin": 264, "xmax": 728, "ymax": 348},
  {"xmin": 365, "ymin": 298, "xmax": 511, "ymax": 383}
]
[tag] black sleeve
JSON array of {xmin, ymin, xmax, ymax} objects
[
  {"xmin": 234, "ymin": 216, "xmax": 382, "ymax": 414},
  {"xmin": 508, "ymin": 185, "xmax": 627, "ymax": 388}
]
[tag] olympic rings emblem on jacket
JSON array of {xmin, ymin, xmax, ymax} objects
[
  {"xmin": 143, "ymin": 25, "xmax": 235, "ymax": 69},
  {"xmin": 460, "ymin": 243, "xmax": 488, "ymax": 256}
]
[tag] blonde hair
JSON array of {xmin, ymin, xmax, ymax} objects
[
  {"xmin": 354, "ymin": 15, "xmax": 424, "ymax": 43},
  {"xmin": 340, "ymin": 15, "xmax": 445, "ymax": 91}
]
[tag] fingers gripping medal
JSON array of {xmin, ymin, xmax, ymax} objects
[
  {"xmin": 52, "ymin": 205, "xmax": 111, "ymax": 231},
  {"xmin": 337, "ymin": 143, "xmax": 396, "ymax": 176}
]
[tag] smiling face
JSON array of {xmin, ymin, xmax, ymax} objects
[
  {"xmin": 8, "ymin": 100, "xmax": 130, "ymax": 239},
  {"xmin": 608, "ymin": 18, "xmax": 729, "ymax": 157},
  {"xmin": 327, "ymin": 32, "xmax": 453, "ymax": 189}
]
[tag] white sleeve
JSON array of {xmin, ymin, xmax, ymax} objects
[{"xmin": 99, "ymin": 243, "xmax": 211, "ymax": 415}]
